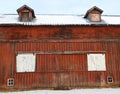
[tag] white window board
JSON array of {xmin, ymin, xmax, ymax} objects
[
  {"xmin": 87, "ymin": 54, "xmax": 106, "ymax": 71},
  {"xmin": 16, "ymin": 53, "xmax": 36, "ymax": 72}
]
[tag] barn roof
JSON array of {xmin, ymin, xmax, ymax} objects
[{"xmin": 0, "ymin": 14, "xmax": 120, "ymax": 25}]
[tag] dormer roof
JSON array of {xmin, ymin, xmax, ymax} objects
[
  {"xmin": 17, "ymin": 5, "xmax": 36, "ymax": 18},
  {"xmin": 84, "ymin": 6, "xmax": 103, "ymax": 18}
]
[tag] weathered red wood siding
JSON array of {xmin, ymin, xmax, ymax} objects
[
  {"xmin": 0, "ymin": 25, "xmax": 120, "ymax": 89},
  {"xmin": 36, "ymin": 54, "xmax": 87, "ymax": 72},
  {"xmin": 0, "ymin": 42, "xmax": 15, "ymax": 88},
  {"xmin": 0, "ymin": 25, "xmax": 120, "ymax": 40}
]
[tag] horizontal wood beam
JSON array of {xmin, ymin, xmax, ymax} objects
[{"xmin": 16, "ymin": 51, "xmax": 106, "ymax": 54}]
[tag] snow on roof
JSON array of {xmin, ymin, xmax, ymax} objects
[{"xmin": 0, "ymin": 14, "xmax": 120, "ymax": 25}]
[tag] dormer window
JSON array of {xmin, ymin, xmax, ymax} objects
[
  {"xmin": 17, "ymin": 5, "xmax": 36, "ymax": 22},
  {"xmin": 84, "ymin": 6, "xmax": 103, "ymax": 22}
]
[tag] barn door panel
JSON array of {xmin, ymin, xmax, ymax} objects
[
  {"xmin": 36, "ymin": 54, "xmax": 57, "ymax": 72},
  {"xmin": 55, "ymin": 54, "xmax": 87, "ymax": 88},
  {"xmin": 36, "ymin": 54, "xmax": 87, "ymax": 88},
  {"xmin": 56, "ymin": 54, "xmax": 87, "ymax": 71},
  {"xmin": 36, "ymin": 54, "xmax": 87, "ymax": 72},
  {"xmin": 59, "ymin": 73, "xmax": 70, "ymax": 88}
]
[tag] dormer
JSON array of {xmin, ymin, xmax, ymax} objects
[
  {"xmin": 84, "ymin": 6, "xmax": 103, "ymax": 22},
  {"xmin": 17, "ymin": 5, "xmax": 36, "ymax": 22}
]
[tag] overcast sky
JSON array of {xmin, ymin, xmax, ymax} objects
[{"xmin": 0, "ymin": 0, "xmax": 120, "ymax": 15}]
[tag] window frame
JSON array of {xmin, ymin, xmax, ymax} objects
[
  {"xmin": 107, "ymin": 76, "xmax": 113, "ymax": 83},
  {"xmin": 7, "ymin": 78, "xmax": 14, "ymax": 86}
]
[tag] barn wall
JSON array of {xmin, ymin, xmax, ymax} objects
[
  {"xmin": 0, "ymin": 42, "xmax": 15, "ymax": 88},
  {"xmin": 0, "ymin": 25, "xmax": 120, "ymax": 89},
  {"xmin": 14, "ymin": 41, "xmax": 120, "ymax": 88},
  {"xmin": 0, "ymin": 41, "xmax": 119, "ymax": 89},
  {"xmin": 0, "ymin": 25, "xmax": 120, "ymax": 41}
]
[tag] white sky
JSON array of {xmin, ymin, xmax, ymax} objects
[{"xmin": 0, "ymin": 0, "xmax": 120, "ymax": 15}]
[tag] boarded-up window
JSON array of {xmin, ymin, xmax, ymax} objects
[
  {"xmin": 87, "ymin": 54, "xmax": 106, "ymax": 71},
  {"xmin": 21, "ymin": 12, "xmax": 29, "ymax": 21},
  {"xmin": 16, "ymin": 53, "xmax": 36, "ymax": 72},
  {"xmin": 90, "ymin": 13, "xmax": 101, "ymax": 22}
]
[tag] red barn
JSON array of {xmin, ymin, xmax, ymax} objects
[{"xmin": 0, "ymin": 5, "xmax": 120, "ymax": 90}]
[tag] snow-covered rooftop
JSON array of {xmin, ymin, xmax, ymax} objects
[{"xmin": 0, "ymin": 14, "xmax": 120, "ymax": 25}]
